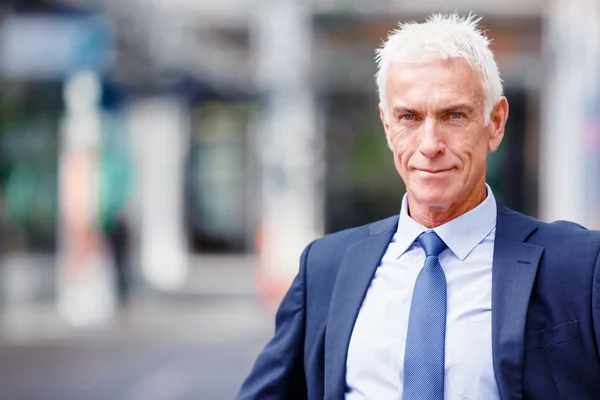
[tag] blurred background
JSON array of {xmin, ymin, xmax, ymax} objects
[{"xmin": 0, "ymin": 0, "xmax": 598, "ymax": 398}]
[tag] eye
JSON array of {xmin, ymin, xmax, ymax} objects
[
  {"xmin": 450, "ymin": 112, "xmax": 464, "ymax": 120},
  {"xmin": 401, "ymin": 114, "xmax": 415, "ymax": 121}
]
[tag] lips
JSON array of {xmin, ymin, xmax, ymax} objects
[{"xmin": 416, "ymin": 168, "xmax": 452, "ymax": 174}]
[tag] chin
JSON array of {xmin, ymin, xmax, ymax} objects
[{"xmin": 411, "ymin": 186, "xmax": 457, "ymax": 209}]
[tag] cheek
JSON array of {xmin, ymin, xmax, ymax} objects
[
  {"xmin": 451, "ymin": 135, "xmax": 488, "ymax": 174},
  {"xmin": 389, "ymin": 128, "xmax": 414, "ymax": 153},
  {"xmin": 389, "ymin": 132, "xmax": 413, "ymax": 169}
]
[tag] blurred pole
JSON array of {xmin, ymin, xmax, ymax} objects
[
  {"xmin": 252, "ymin": 1, "xmax": 324, "ymax": 306},
  {"xmin": 57, "ymin": 71, "xmax": 115, "ymax": 327},
  {"xmin": 541, "ymin": 0, "xmax": 600, "ymax": 228},
  {"xmin": 128, "ymin": 98, "xmax": 189, "ymax": 291}
]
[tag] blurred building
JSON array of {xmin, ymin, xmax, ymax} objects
[{"xmin": 0, "ymin": 0, "xmax": 598, "ymax": 314}]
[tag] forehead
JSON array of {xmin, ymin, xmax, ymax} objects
[{"xmin": 384, "ymin": 58, "xmax": 484, "ymax": 108}]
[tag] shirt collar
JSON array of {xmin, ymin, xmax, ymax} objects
[{"xmin": 395, "ymin": 184, "xmax": 497, "ymax": 261}]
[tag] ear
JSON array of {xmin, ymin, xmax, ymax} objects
[
  {"xmin": 379, "ymin": 103, "xmax": 390, "ymax": 135},
  {"xmin": 488, "ymin": 96, "xmax": 509, "ymax": 152},
  {"xmin": 379, "ymin": 103, "xmax": 395, "ymax": 149}
]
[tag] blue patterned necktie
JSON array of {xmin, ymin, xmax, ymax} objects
[{"xmin": 402, "ymin": 231, "xmax": 448, "ymax": 400}]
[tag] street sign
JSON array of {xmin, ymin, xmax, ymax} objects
[{"xmin": 0, "ymin": 16, "xmax": 112, "ymax": 80}]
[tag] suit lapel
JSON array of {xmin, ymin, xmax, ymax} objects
[
  {"xmin": 492, "ymin": 205, "xmax": 544, "ymax": 400},
  {"xmin": 324, "ymin": 217, "xmax": 397, "ymax": 400}
]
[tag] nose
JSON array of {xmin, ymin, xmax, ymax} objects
[{"xmin": 418, "ymin": 118, "xmax": 445, "ymax": 158}]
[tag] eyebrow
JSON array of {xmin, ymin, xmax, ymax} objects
[
  {"xmin": 392, "ymin": 106, "xmax": 417, "ymax": 115},
  {"xmin": 391, "ymin": 103, "xmax": 475, "ymax": 116},
  {"xmin": 437, "ymin": 103, "xmax": 475, "ymax": 115}
]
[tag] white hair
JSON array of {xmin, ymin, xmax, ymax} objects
[{"xmin": 375, "ymin": 13, "xmax": 503, "ymax": 125}]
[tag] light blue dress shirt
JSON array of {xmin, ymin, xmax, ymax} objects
[{"xmin": 345, "ymin": 185, "xmax": 501, "ymax": 400}]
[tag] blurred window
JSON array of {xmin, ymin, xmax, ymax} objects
[
  {"xmin": 186, "ymin": 102, "xmax": 251, "ymax": 253},
  {"xmin": 0, "ymin": 82, "xmax": 61, "ymax": 253},
  {"xmin": 324, "ymin": 92, "xmax": 405, "ymax": 233}
]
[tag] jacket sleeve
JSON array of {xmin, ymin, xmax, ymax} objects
[
  {"xmin": 235, "ymin": 241, "xmax": 314, "ymax": 400},
  {"xmin": 593, "ymin": 241, "xmax": 600, "ymax": 358}
]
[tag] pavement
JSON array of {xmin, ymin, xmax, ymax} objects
[{"xmin": 0, "ymin": 254, "xmax": 278, "ymax": 400}]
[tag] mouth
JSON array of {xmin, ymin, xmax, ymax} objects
[{"xmin": 416, "ymin": 168, "xmax": 453, "ymax": 174}]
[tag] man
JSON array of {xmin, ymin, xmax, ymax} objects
[{"xmin": 237, "ymin": 13, "xmax": 600, "ymax": 400}]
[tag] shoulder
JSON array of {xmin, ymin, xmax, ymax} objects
[
  {"xmin": 501, "ymin": 205, "xmax": 600, "ymax": 260},
  {"xmin": 302, "ymin": 216, "xmax": 397, "ymax": 285},
  {"xmin": 535, "ymin": 217, "xmax": 600, "ymax": 250},
  {"xmin": 306, "ymin": 215, "xmax": 398, "ymax": 261},
  {"xmin": 540, "ymin": 219, "xmax": 600, "ymax": 265}
]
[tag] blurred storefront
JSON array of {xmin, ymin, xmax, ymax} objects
[
  {"xmin": 0, "ymin": 4, "xmax": 126, "ymax": 323},
  {"xmin": 1, "ymin": 0, "xmax": 598, "ymax": 313}
]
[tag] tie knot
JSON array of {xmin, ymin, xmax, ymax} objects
[{"xmin": 417, "ymin": 231, "xmax": 447, "ymax": 257}]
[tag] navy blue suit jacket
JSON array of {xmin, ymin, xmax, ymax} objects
[{"xmin": 237, "ymin": 204, "xmax": 600, "ymax": 399}]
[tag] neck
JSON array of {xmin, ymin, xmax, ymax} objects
[{"xmin": 408, "ymin": 183, "xmax": 487, "ymax": 229}]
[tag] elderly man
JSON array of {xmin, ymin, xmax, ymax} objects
[{"xmin": 237, "ymin": 13, "xmax": 600, "ymax": 400}]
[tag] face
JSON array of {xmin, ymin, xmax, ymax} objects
[{"xmin": 379, "ymin": 57, "xmax": 508, "ymax": 212}]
